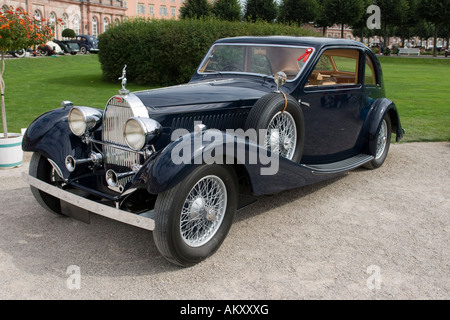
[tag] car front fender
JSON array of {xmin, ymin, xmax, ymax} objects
[
  {"xmin": 22, "ymin": 107, "xmax": 88, "ymax": 178},
  {"xmin": 136, "ymin": 129, "xmax": 335, "ymax": 196}
]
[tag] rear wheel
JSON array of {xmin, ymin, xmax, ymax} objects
[
  {"xmin": 153, "ymin": 165, "xmax": 237, "ymax": 267},
  {"xmin": 364, "ymin": 116, "xmax": 392, "ymax": 169}
]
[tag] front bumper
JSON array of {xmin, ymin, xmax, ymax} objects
[{"xmin": 22, "ymin": 172, "xmax": 155, "ymax": 231}]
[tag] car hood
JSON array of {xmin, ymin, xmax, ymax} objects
[{"xmin": 132, "ymin": 78, "xmax": 275, "ymax": 112}]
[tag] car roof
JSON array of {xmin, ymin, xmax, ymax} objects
[{"xmin": 214, "ymin": 36, "xmax": 367, "ymax": 50}]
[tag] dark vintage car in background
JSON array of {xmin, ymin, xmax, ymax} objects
[
  {"xmin": 67, "ymin": 35, "xmax": 99, "ymax": 54},
  {"xmin": 53, "ymin": 39, "xmax": 80, "ymax": 55},
  {"xmin": 22, "ymin": 36, "xmax": 404, "ymax": 266}
]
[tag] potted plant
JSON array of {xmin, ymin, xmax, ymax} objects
[{"xmin": 0, "ymin": 6, "xmax": 55, "ymax": 168}]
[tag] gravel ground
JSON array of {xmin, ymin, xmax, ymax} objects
[{"xmin": 0, "ymin": 142, "xmax": 448, "ymax": 300}]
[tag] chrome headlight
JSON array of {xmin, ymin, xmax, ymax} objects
[
  {"xmin": 124, "ymin": 117, "xmax": 161, "ymax": 151},
  {"xmin": 68, "ymin": 106, "xmax": 102, "ymax": 136}
]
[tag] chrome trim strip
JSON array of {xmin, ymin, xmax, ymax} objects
[
  {"xmin": 88, "ymin": 137, "xmax": 145, "ymax": 155},
  {"xmin": 22, "ymin": 172, "xmax": 155, "ymax": 231}
]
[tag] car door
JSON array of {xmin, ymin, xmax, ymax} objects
[{"xmin": 298, "ymin": 48, "xmax": 365, "ymax": 163}]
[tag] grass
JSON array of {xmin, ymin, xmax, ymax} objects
[
  {"xmin": 378, "ymin": 56, "xmax": 450, "ymax": 142},
  {"xmin": 1, "ymin": 54, "xmax": 149, "ymax": 133},
  {"xmin": 1, "ymin": 54, "xmax": 449, "ymax": 142}
]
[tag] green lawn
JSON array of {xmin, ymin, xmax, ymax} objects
[
  {"xmin": 1, "ymin": 54, "xmax": 149, "ymax": 134},
  {"xmin": 378, "ymin": 56, "xmax": 450, "ymax": 142},
  {"xmin": 1, "ymin": 54, "xmax": 449, "ymax": 142}
]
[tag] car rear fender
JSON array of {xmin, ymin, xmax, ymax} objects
[{"xmin": 364, "ymin": 98, "xmax": 404, "ymax": 156}]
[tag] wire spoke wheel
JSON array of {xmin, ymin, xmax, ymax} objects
[
  {"xmin": 265, "ymin": 111, "xmax": 297, "ymax": 160},
  {"xmin": 375, "ymin": 119, "xmax": 388, "ymax": 160},
  {"xmin": 180, "ymin": 175, "xmax": 227, "ymax": 247}
]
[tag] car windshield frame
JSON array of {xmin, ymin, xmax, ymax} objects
[{"xmin": 197, "ymin": 43, "xmax": 316, "ymax": 82}]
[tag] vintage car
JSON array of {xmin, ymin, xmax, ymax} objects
[
  {"xmin": 67, "ymin": 35, "xmax": 99, "ymax": 54},
  {"xmin": 22, "ymin": 36, "xmax": 404, "ymax": 266}
]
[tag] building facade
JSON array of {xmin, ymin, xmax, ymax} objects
[
  {"xmin": 1, "ymin": 0, "xmax": 127, "ymax": 39},
  {"xmin": 125, "ymin": 0, "xmax": 184, "ymax": 20}
]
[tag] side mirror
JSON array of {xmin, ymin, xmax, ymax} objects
[{"xmin": 274, "ymin": 71, "xmax": 287, "ymax": 92}]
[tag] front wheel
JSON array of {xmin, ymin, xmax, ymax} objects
[
  {"xmin": 29, "ymin": 153, "xmax": 64, "ymax": 215},
  {"xmin": 153, "ymin": 165, "xmax": 237, "ymax": 266}
]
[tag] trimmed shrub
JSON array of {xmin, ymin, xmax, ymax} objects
[
  {"xmin": 98, "ymin": 18, "xmax": 319, "ymax": 86},
  {"xmin": 62, "ymin": 28, "xmax": 76, "ymax": 38}
]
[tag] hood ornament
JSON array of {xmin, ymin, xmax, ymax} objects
[{"xmin": 118, "ymin": 64, "xmax": 129, "ymax": 95}]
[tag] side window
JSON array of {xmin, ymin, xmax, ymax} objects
[
  {"xmin": 305, "ymin": 49, "xmax": 360, "ymax": 88},
  {"xmin": 364, "ymin": 54, "xmax": 378, "ymax": 85}
]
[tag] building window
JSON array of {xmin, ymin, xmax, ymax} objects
[
  {"xmin": 138, "ymin": 3, "xmax": 145, "ymax": 14},
  {"xmin": 73, "ymin": 15, "xmax": 80, "ymax": 35},
  {"xmin": 49, "ymin": 12, "xmax": 57, "ymax": 37},
  {"xmin": 160, "ymin": 6, "xmax": 167, "ymax": 16},
  {"xmin": 171, "ymin": 7, "xmax": 176, "ymax": 17},
  {"xmin": 115, "ymin": 18, "xmax": 120, "ymax": 26},
  {"xmin": 149, "ymin": 5, "xmax": 154, "ymax": 15},
  {"xmin": 104, "ymin": 18, "xmax": 109, "ymax": 31},
  {"xmin": 33, "ymin": 10, "xmax": 42, "ymax": 21},
  {"xmin": 92, "ymin": 16, "xmax": 98, "ymax": 37},
  {"xmin": 62, "ymin": 13, "xmax": 68, "ymax": 30}
]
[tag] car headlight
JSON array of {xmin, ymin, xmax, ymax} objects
[
  {"xmin": 124, "ymin": 117, "xmax": 161, "ymax": 151},
  {"xmin": 68, "ymin": 106, "xmax": 102, "ymax": 136}
]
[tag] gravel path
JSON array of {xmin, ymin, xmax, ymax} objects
[{"xmin": 0, "ymin": 142, "xmax": 448, "ymax": 300}]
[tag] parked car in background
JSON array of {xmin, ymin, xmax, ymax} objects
[
  {"xmin": 53, "ymin": 39, "xmax": 79, "ymax": 55},
  {"xmin": 22, "ymin": 36, "xmax": 404, "ymax": 267},
  {"xmin": 7, "ymin": 48, "xmax": 27, "ymax": 58},
  {"xmin": 68, "ymin": 35, "xmax": 99, "ymax": 54}
]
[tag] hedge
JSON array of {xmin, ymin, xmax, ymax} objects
[{"xmin": 98, "ymin": 18, "xmax": 319, "ymax": 87}]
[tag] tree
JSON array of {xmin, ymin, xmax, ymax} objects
[
  {"xmin": 213, "ymin": 0, "xmax": 242, "ymax": 21},
  {"xmin": 244, "ymin": 0, "xmax": 278, "ymax": 22},
  {"xmin": 374, "ymin": 0, "xmax": 410, "ymax": 47},
  {"xmin": 180, "ymin": 0, "xmax": 212, "ymax": 19},
  {"xmin": 62, "ymin": 28, "xmax": 76, "ymax": 38},
  {"xmin": 278, "ymin": 0, "xmax": 319, "ymax": 25},
  {"xmin": 0, "ymin": 7, "xmax": 55, "ymax": 138},
  {"xmin": 418, "ymin": 0, "xmax": 450, "ymax": 56},
  {"xmin": 323, "ymin": 0, "xmax": 365, "ymax": 38}
]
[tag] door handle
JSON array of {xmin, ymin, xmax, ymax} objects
[{"xmin": 298, "ymin": 99, "xmax": 310, "ymax": 108}]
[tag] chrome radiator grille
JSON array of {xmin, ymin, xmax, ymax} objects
[{"xmin": 102, "ymin": 98, "xmax": 140, "ymax": 186}]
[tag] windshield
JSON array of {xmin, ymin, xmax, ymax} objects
[{"xmin": 198, "ymin": 44, "xmax": 312, "ymax": 80}]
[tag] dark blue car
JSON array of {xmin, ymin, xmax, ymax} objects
[
  {"xmin": 22, "ymin": 36, "xmax": 403, "ymax": 266},
  {"xmin": 68, "ymin": 35, "xmax": 99, "ymax": 54}
]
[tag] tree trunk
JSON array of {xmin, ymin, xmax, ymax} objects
[
  {"xmin": 433, "ymin": 24, "xmax": 438, "ymax": 57},
  {"xmin": 341, "ymin": 24, "xmax": 345, "ymax": 39},
  {"xmin": 1, "ymin": 51, "xmax": 7, "ymax": 139}
]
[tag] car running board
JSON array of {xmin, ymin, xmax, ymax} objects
[{"xmin": 302, "ymin": 154, "xmax": 374, "ymax": 175}]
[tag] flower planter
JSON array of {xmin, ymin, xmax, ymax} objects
[{"xmin": 0, "ymin": 133, "xmax": 23, "ymax": 169}]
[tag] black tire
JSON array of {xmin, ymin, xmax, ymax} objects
[
  {"xmin": 29, "ymin": 153, "xmax": 63, "ymax": 215},
  {"xmin": 364, "ymin": 115, "xmax": 392, "ymax": 169},
  {"xmin": 153, "ymin": 165, "xmax": 238, "ymax": 267},
  {"xmin": 80, "ymin": 46, "xmax": 87, "ymax": 54},
  {"xmin": 13, "ymin": 49, "xmax": 26, "ymax": 58},
  {"xmin": 245, "ymin": 92, "xmax": 305, "ymax": 163}
]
